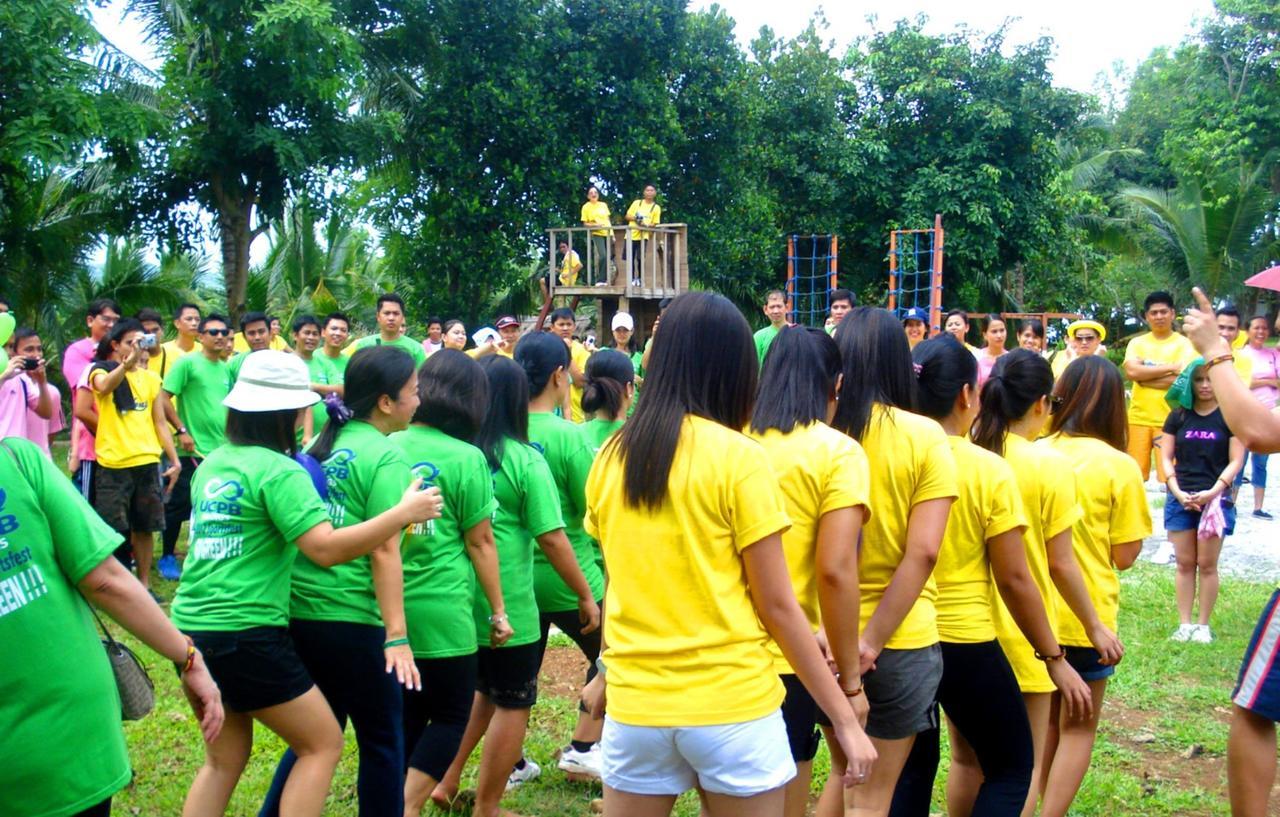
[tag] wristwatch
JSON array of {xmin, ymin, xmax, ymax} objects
[{"xmin": 594, "ymin": 657, "xmax": 607, "ymax": 679}]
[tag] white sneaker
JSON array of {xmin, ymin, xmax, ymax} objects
[
  {"xmin": 1149, "ymin": 540, "xmax": 1176, "ymax": 565},
  {"xmin": 1170, "ymin": 623, "xmax": 1196, "ymax": 642},
  {"xmin": 558, "ymin": 743, "xmax": 602, "ymax": 779},
  {"xmin": 505, "ymin": 758, "xmax": 541, "ymax": 792},
  {"xmin": 1190, "ymin": 624, "xmax": 1214, "ymax": 643}
]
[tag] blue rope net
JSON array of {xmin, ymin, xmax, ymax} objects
[
  {"xmin": 786, "ymin": 235, "xmax": 835, "ymax": 328},
  {"xmin": 890, "ymin": 230, "xmax": 938, "ymax": 319}
]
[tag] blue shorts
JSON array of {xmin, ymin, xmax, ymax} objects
[
  {"xmin": 1163, "ymin": 494, "xmax": 1236, "ymax": 537},
  {"xmin": 1233, "ymin": 589, "xmax": 1280, "ymax": 722},
  {"xmin": 1065, "ymin": 646, "xmax": 1115, "ymax": 682}
]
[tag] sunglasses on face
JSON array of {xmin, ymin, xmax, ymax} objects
[{"xmin": 204, "ymin": 328, "xmax": 231, "ymax": 337}]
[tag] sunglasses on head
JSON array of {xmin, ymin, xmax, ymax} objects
[{"xmin": 204, "ymin": 328, "xmax": 231, "ymax": 337}]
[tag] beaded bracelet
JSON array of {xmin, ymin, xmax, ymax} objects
[
  {"xmin": 179, "ymin": 636, "xmax": 196, "ymax": 674},
  {"xmin": 1201, "ymin": 352, "xmax": 1235, "ymax": 373}
]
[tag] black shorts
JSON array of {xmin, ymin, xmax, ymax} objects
[
  {"xmin": 184, "ymin": 626, "xmax": 314, "ymax": 712},
  {"xmin": 1065, "ymin": 645, "xmax": 1116, "ymax": 682},
  {"xmin": 94, "ymin": 463, "xmax": 165, "ymax": 533},
  {"xmin": 780, "ymin": 674, "xmax": 822, "ymax": 762},
  {"xmin": 476, "ymin": 642, "xmax": 541, "ymax": 710}
]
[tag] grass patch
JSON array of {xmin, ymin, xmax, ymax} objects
[{"xmin": 107, "ymin": 558, "xmax": 1271, "ymax": 815}]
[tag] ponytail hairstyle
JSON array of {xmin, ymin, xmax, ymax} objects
[
  {"xmin": 613, "ymin": 291, "xmax": 756, "ymax": 509},
  {"xmin": 832, "ymin": 307, "xmax": 917, "ymax": 442},
  {"xmin": 972, "ymin": 349, "xmax": 1054, "ymax": 456},
  {"xmin": 912, "ymin": 335, "xmax": 977, "ymax": 421},
  {"xmin": 1048, "ymin": 356, "xmax": 1128, "ymax": 451},
  {"xmin": 475, "ymin": 355, "xmax": 531, "ymax": 470},
  {"xmin": 513, "ymin": 331, "xmax": 570, "ymax": 399},
  {"xmin": 582, "ymin": 348, "xmax": 635, "ymax": 420},
  {"xmin": 308, "ymin": 345, "xmax": 416, "ymax": 462},
  {"xmin": 414, "ymin": 349, "xmax": 489, "ymax": 443},
  {"xmin": 750, "ymin": 326, "xmax": 840, "ymax": 434}
]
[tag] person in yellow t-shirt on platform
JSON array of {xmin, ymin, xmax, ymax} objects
[
  {"xmin": 550, "ymin": 306, "xmax": 593, "ymax": 422},
  {"xmin": 1041, "ymin": 357, "xmax": 1152, "ymax": 817},
  {"xmin": 889, "ymin": 338, "xmax": 1092, "ymax": 817},
  {"xmin": 820, "ymin": 307, "xmax": 956, "ymax": 817},
  {"xmin": 968, "ymin": 348, "xmax": 1123, "ymax": 817},
  {"xmin": 581, "ymin": 185, "xmax": 612, "ymax": 284},
  {"xmin": 88, "ymin": 318, "xmax": 181, "ymax": 594},
  {"xmin": 624, "ymin": 184, "xmax": 662, "ymax": 286},
  {"xmin": 581, "ymin": 292, "xmax": 875, "ymax": 817},
  {"xmin": 558, "ymin": 240, "xmax": 584, "ymax": 288},
  {"xmin": 1123, "ymin": 291, "xmax": 1197, "ymax": 482},
  {"xmin": 747, "ymin": 326, "xmax": 871, "ymax": 817}
]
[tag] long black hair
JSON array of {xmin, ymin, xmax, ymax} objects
[
  {"xmin": 972, "ymin": 349, "xmax": 1054, "ymax": 456},
  {"xmin": 414, "ymin": 349, "xmax": 488, "ymax": 443},
  {"xmin": 912, "ymin": 335, "xmax": 978, "ymax": 421},
  {"xmin": 832, "ymin": 307, "xmax": 917, "ymax": 442},
  {"xmin": 750, "ymin": 326, "xmax": 840, "ymax": 434},
  {"xmin": 227, "ymin": 409, "xmax": 301, "ymax": 457},
  {"xmin": 612, "ymin": 291, "xmax": 756, "ymax": 509},
  {"xmin": 309, "ymin": 346, "xmax": 416, "ymax": 462},
  {"xmin": 582, "ymin": 348, "xmax": 635, "ymax": 420},
  {"xmin": 475, "ymin": 355, "xmax": 530, "ymax": 470},
  {"xmin": 514, "ymin": 331, "xmax": 569, "ymax": 398},
  {"xmin": 94, "ymin": 317, "xmax": 143, "ymax": 362}
]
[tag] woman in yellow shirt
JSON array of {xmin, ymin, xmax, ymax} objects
[
  {"xmin": 580, "ymin": 185, "xmax": 612, "ymax": 284},
  {"xmin": 889, "ymin": 338, "xmax": 1090, "ymax": 817},
  {"xmin": 969, "ymin": 349, "xmax": 1124, "ymax": 817},
  {"xmin": 746, "ymin": 326, "xmax": 870, "ymax": 817},
  {"xmin": 1040, "ymin": 357, "xmax": 1152, "ymax": 817},
  {"xmin": 822, "ymin": 307, "xmax": 956, "ymax": 817},
  {"xmin": 581, "ymin": 292, "xmax": 875, "ymax": 817}
]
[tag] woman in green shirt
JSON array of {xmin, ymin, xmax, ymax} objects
[
  {"xmin": 172, "ymin": 350, "xmax": 443, "ymax": 817},
  {"xmin": 433, "ymin": 355, "xmax": 600, "ymax": 817},
  {"xmin": 260, "ymin": 346, "xmax": 424, "ymax": 816},
  {"xmin": 390, "ymin": 350, "xmax": 513, "ymax": 814},
  {"xmin": 515, "ymin": 332, "xmax": 610, "ymax": 779},
  {"xmin": 581, "ymin": 348, "xmax": 636, "ymax": 451}
]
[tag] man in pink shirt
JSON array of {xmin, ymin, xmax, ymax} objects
[
  {"xmin": 62, "ymin": 298, "xmax": 119, "ymax": 488},
  {"xmin": 0, "ymin": 328, "xmax": 54, "ymax": 444}
]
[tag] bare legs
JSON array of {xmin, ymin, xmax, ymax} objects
[
  {"xmin": 1039, "ymin": 679, "xmax": 1106, "ymax": 817},
  {"xmin": 1172, "ymin": 530, "xmax": 1224, "ymax": 627},
  {"xmin": 816, "ymin": 727, "xmax": 914, "ymax": 817},
  {"xmin": 1228, "ymin": 705, "xmax": 1277, "ymax": 817},
  {"xmin": 433, "ymin": 693, "xmax": 530, "ymax": 817},
  {"xmin": 133, "ymin": 530, "xmax": 154, "ymax": 589}
]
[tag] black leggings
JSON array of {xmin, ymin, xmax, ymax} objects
[
  {"xmin": 537, "ymin": 604, "xmax": 603, "ymax": 685},
  {"xmin": 402, "ymin": 653, "xmax": 478, "ymax": 781},
  {"xmin": 889, "ymin": 640, "xmax": 1033, "ymax": 817},
  {"xmin": 75, "ymin": 798, "xmax": 112, "ymax": 817}
]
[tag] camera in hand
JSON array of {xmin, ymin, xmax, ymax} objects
[
  {"xmin": 139, "ymin": 333, "xmax": 158, "ymax": 349},
  {"xmin": 21, "ymin": 357, "xmax": 39, "ymax": 371}
]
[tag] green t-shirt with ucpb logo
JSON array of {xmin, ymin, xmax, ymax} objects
[
  {"xmin": 475, "ymin": 437, "xmax": 564, "ymax": 648},
  {"xmin": 390, "ymin": 424, "xmax": 497, "ymax": 658},
  {"xmin": 0, "ymin": 438, "xmax": 132, "ymax": 817},
  {"xmin": 291, "ymin": 421, "xmax": 412, "ymax": 626},
  {"xmin": 528, "ymin": 412, "xmax": 604, "ymax": 612},
  {"xmin": 171, "ymin": 444, "xmax": 331, "ymax": 631}
]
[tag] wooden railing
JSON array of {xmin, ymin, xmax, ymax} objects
[{"xmin": 546, "ymin": 223, "xmax": 688, "ymax": 301}]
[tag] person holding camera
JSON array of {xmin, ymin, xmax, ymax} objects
[
  {"xmin": 89, "ymin": 318, "xmax": 181, "ymax": 594},
  {"xmin": 0, "ymin": 327, "xmax": 55, "ymax": 448},
  {"xmin": 624, "ymin": 184, "xmax": 662, "ymax": 285}
]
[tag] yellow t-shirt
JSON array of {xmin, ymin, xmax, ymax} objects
[
  {"xmin": 147, "ymin": 338, "xmax": 195, "ymax": 380},
  {"xmin": 860, "ymin": 405, "xmax": 958, "ymax": 650},
  {"xmin": 581, "ymin": 201, "xmax": 611, "ymax": 237},
  {"xmin": 1233, "ymin": 352, "xmax": 1253, "ymax": 386},
  {"xmin": 559, "ymin": 249, "xmax": 582, "ymax": 286},
  {"xmin": 91, "ymin": 367, "xmax": 163, "ymax": 469},
  {"xmin": 1125, "ymin": 331, "xmax": 1196, "ymax": 427},
  {"xmin": 748, "ymin": 422, "xmax": 871, "ymax": 673},
  {"xmin": 232, "ymin": 333, "xmax": 290, "ymax": 354},
  {"xmin": 993, "ymin": 434, "xmax": 1082, "ymax": 692},
  {"xmin": 568, "ymin": 340, "xmax": 592, "ymax": 423},
  {"xmin": 625, "ymin": 199, "xmax": 662, "ymax": 241},
  {"xmin": 935, "ymin": 436, "xmax": 1026, "ymax": 643},
  {"xmin": 1046, "ymin": 433, "xmax": 1152, "ymax": 644},
  {"xmin": 585, "ymin": 415, "xmax": 790, "ymax": 727}
]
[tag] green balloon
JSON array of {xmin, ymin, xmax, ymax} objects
[{"xmin": 0, "ymin": 311, "xmax": 12, "ymax": 347}]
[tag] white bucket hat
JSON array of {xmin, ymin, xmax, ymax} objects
[{"xmin": 223, "ymin": 350, "xmax": 320, "ymax": 412}]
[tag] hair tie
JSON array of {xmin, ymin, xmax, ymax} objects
[
  {"xmin": 324, "ymin": 392, "xmax": 354, "ymax": 425},
  {"xmin": 912, "ymin": 362, "xmax": 923, "ymax": 377}
]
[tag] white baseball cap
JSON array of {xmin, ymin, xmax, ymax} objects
[
  {"xmin": 611, "ymin": 312, "xmax": 635, "ymax": 331},
  {"xmin": 223, "ymin": 350, "xmax": 320, "ymax": 412}
]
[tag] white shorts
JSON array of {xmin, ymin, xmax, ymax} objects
[{"xmin": 601, "ymin": 709, "xmax": 796, "ymax": 796}]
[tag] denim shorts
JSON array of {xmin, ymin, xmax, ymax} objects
[
  {"xmin": 1065, "ymin": 646, "xmax": 1116, "ymax": 682},
  {"xmin": 1164, "ymin": 494, "xmax": 1236, "ymax": 537}
]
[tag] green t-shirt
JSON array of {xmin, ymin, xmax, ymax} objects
[
  {"xmin": 391, "ymin": 425, "xmax": 497, "ymax": 658},
  {"xmin": 227, "ymin": 350, "xmax": 253, "ymax": 383},
  {"xmin": 0, "ymin": 437, "xmax": 132, "ymax": 817},
  {"xmin": 323, "ymin": 349, "xmax": 349, "ymax": 378},
  {"xmin": 171, "ymin": 444, "xmax": 331, "ymax": 631},
  {"xmin": 754, "ymin": 324, "xmax": 781, "ymax": 364},
  {"xmin": 346, "ymin": 334, "xmax": 427, "ymax": 367},
  {"xmin": 476, "ymin": 438, "xmax": 564, "ymax": 647},
  {"xmin": 291, "ymin": 421, "xmax": 411, "ymax": 626},
  {"xmin": 300, "ymin": 353, "xmax": 340, "ymax": 438},
  {"xmin": 582, "ymin": 418, "xmax": 624, "ymax": 452},
  {"xmin": 162, "ymin": 352, "xmax": 231, "ymax": 457},
  {"xmin": 528, "ymin": 412, "xmax": 604, "ymax": 611}
]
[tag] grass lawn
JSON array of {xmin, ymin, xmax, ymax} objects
[{"xmin": 104, "ymin": 560, "xmax": 1276, "ymax": 816}]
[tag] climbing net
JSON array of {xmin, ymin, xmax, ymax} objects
[
  {"xmin": 785, "ymin": 234, "xmax": 838, "ymax": 328},
  {"xmin": 888, "ymin": 216, "xmax": 944, "ymax": 333}
]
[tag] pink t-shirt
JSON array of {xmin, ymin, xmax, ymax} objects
[
  {"xmin": 0, "ymin": 375, "xmax": 38, "ymax": 440},
  {"xmin": 62, "ymin": 337, "xmax": 97, "ymax": 390},
  {"xmin": 1243, "ymin": 343, "xmax": 1280, "ymax": 409},
  {"xmin": 977, "ymin": 349, "xmax": 1005, "ymax": 388},
  {"xmin": 74, "ymin": 365, "xmax": 98, "ymax": 462},
  {"xmin": 24, "ymin": 378, "xmax": 64, "ymax": 455}
]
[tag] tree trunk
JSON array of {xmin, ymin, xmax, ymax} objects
[{"xmin": 213, "ymin": 172, "xmax": 259, "ymax": 327}]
